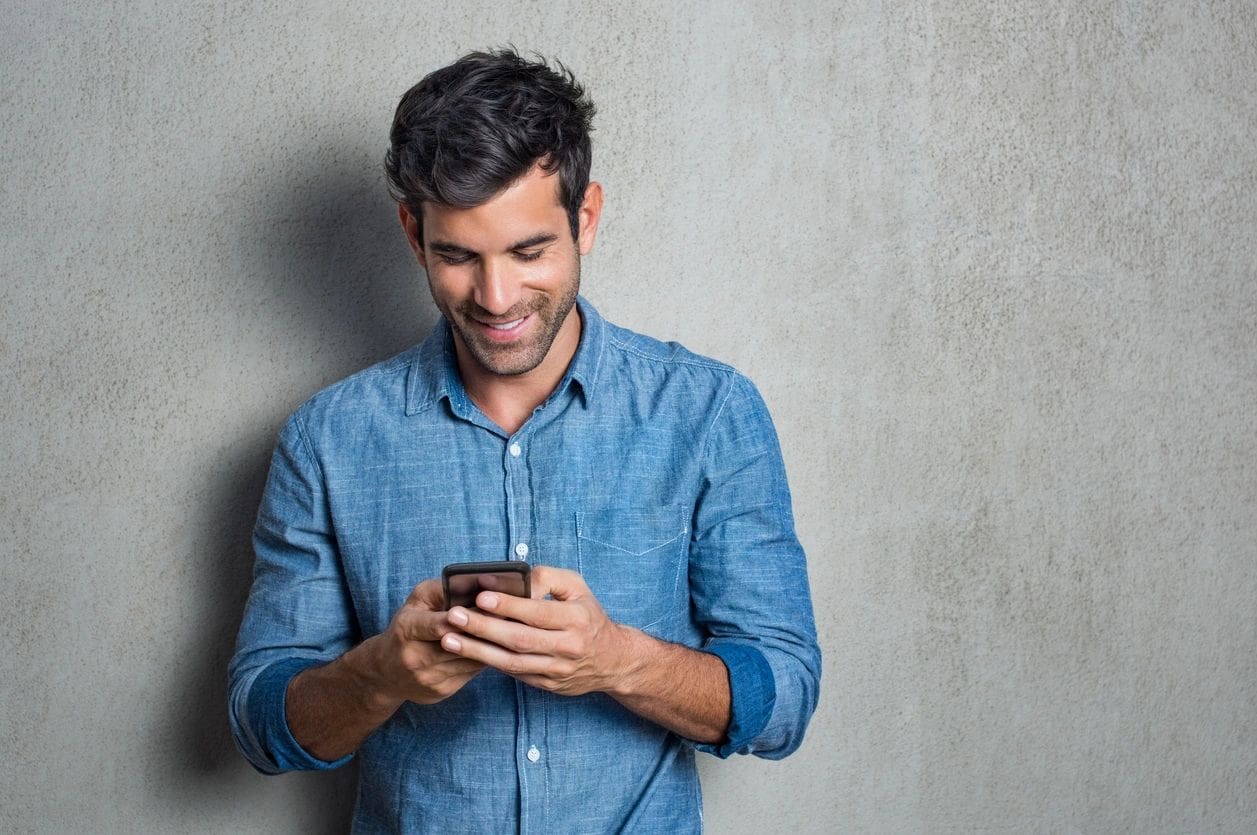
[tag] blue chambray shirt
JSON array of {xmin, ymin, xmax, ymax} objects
[{"xmin": 229, "ymin": 297, "xmax": 820, "ymax": 833}]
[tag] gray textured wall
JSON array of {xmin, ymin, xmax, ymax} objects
[{"xmin": 3, "ymin": 2, "xmax": 1254, "ymax": 832}]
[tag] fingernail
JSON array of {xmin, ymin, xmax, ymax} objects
[
  {"xmin": 478, "ymin": 593, "xmax": 498, "ymax": 610},
  {"xmin": 448, "ymin": 608, "xmax": 468, "ymax": 626},
  {"xmin": 443, "ymin": 634, "xmax": 461, "ymax": 652}
]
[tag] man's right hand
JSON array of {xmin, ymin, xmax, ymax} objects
[
  {"xmin": 356, "ymin": 578, "xmax": 486, "ymax": 706},
  {"xmin": 286, "ymin": 579, "xmax": 484, "ymax": 761}
]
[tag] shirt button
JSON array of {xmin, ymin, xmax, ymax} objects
[
  {"xmin": 509, "ymin": 443, "xmax": 522, "ymax": 458},
  {"xmin": 514, "ymin": 543, "xmax": 529, "ymax": 558},
  {"xmin": 526, "ymin": 745, "xmax": 541, "ymax": 763}
]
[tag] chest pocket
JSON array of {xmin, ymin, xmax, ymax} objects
[{"xmin": 576, "ymin": 505, "xmax": 688, "ymax": 635}]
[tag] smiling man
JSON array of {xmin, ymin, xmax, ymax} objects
[
  {"xmin": 229, "ymin": 49, "xmax": 820, "ymax": 833},
  {"xmin": 406, "ymin": 161, "xmax": 592, "ymax": 432}
]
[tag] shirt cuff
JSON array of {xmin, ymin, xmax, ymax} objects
[
  {"xmin": 247, "ymin": 657, "xmax": 355, "ymax": 772},
  {"xmin": 696, "ymin": 642, "xmax": 777, "ymax": 758}
]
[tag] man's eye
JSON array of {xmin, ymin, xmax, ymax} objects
[
  {"xmin": 515, "ymin": 250, "xmax": 544, "ymax": 262},
  {"xmin": 439, "ymin": 254, "xmax": 473, "ymax": 266}
]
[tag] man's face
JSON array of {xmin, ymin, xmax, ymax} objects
[{"xmin": 402, "ymin": 165, "xmax": 602, "ymax": 383}]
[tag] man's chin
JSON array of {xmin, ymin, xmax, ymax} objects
[{"xmin": 464, "ymin": 341, "xmax": 544, "ymax": 377}]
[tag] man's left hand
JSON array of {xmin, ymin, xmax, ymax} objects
[{"xmin": 440, "ymin": 565, "xmax": 637, "ymax": 697}]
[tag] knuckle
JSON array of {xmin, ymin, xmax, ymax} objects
[
  {"xmin": 514, "ymin": 630, "xmax": 542, "ymax": 654},
  {"xmin": 400, "ymin": 644, "xmax": 423, "ymax": 670}
]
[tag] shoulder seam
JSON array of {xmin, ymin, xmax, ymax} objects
[
  {"xmin": 290, "ymin": 411, "xmax": 328, "ymax": 490},
  {"xmin": 696, "ymin": 372, "xmax": 744, "ymax": 465},
  {"xmin": 605, "ymin": 332, "xmax": 737, "ymax": 374}
]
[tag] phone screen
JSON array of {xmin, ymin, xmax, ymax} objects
[{"xmin": 442, "ymin": 561, "xmax": 531, "ymax": 610}]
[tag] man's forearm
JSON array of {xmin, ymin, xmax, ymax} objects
[
  {"xmin": 607, "ymin": 627, "xmax": 731, "ymax": 744},
  {"xmin": 285, "ymin": 637, "xmax": 404, "ymax": 762}
]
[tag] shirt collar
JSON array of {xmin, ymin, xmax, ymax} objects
[{"xmin": 405, "ymin": 295, "xmax": 606, "ymax": 416}]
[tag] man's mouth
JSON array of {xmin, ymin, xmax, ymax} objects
[{"xmin": 474, "ymin": 313, "xmax": 532, "ymax": 341}]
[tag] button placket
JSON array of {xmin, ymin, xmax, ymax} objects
[{"xmin": 505, "ymin": 433, "xmax": 533, "ymax": 562}]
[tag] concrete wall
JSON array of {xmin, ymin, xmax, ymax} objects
[{"xmin": 3, "ymin": 1, "xmax": 1253, "ymax": 831}]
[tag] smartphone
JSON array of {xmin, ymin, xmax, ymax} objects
[{"xmin": 442, "ymin": 560, "xmax": 531, "ymax": 610}]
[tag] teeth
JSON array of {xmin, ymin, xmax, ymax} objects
[{"xmin": 487, "ymin": 318, "xmax": 523, "ymax": 330}]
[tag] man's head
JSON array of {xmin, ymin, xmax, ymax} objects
[
  {"xmin": 385, "ymin": 48, "xmax": 596, "ymax": 242},
  {"xmin": 386, "ymin": 49, "xmax": 603, "ymax": 387}
]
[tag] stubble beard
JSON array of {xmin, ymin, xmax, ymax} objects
[{"xmin": 448, "ymin": 257, "xmax": 580, "ymax": 378}]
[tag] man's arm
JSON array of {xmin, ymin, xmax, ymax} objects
[
  {"xmin": 685, "ymin": 373, "xmax": 821, "ymax": 758},
  {"xmin": 441, "ymin": 565, "xmax": 731, "ymax": 743},
  {"xmin": 229, "ymin": 415, "xmax": 483, "ymax": 771}
]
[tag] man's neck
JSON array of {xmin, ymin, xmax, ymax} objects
[{"xmin": 455, "ymin": 312, "xmax": 582, "ymax": 436}]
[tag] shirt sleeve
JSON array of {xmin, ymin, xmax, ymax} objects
[
  {"xmin": 688, "ymin": 373, "xmax": 822, "ymax": 759},
  {"xmin": 227, "ymin": 411, "xmax": 358, "ymax": 774}
]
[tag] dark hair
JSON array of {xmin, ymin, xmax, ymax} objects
[{"xmin": 385, "ymin": 48, "xmax": 596, "ymax": 240}]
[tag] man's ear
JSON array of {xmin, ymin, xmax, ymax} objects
[
  {"xmin": 576, "ymin": 182, "xmax": 604, "ymax": 256},
  {"xmin": 399, "ymin": 203, "xmax": 427, "ymax": 268}
]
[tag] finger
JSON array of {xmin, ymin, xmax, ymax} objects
[
  {"xmin": 397, "ymin": 607, "xmax": 462, "ymax": 642},
  {"xmin": 447, "ymin": 605, "xmax": 560, "ymax": 653},
  {"xmin": 475, "ymin": 591, "xmax": 575, "ymax": 631},
  {"xmin": 407, "ymin": 660, "xmax": 485, "ymax": 705},
  {"xmin": 427, "ymin": 656, "xmax": 485, "ymax": 676},
  {"xmin": 400, "ymin": 639, "xmax": 462, "ymax": 670},
  {"xmin": 528, "ymin": 565, "xmax": 590, "ymax": 601},
  {"xmin": 513, "ymin": 673, "xmax": 569, "ymax": 693},
  {"xmin": 399, "ymin": 636, "xmax": 489, "ymax": 675},
  {"xmin": 441, "ymin": 631, "xmax": 554, "ymax": 677}
]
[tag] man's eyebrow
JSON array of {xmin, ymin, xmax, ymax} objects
[
  {"xmin": 426, "ymin": 234, "xmax": 558, "ymax": 255},
  {"xmin": 428, "ymin": 240, "xmax": 476, "ymax": 255},
  {"xmin": 509, "ymin": 233, "xmax": 558, "ymax": 250}
]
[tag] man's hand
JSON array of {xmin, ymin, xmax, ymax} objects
[
  {"xmin": 356, "ymin": 579, "xmax": 485, "ymax": 706},
  {"xmin": 286, "ymin": 579, "xmax": 483, "ymax": 761},
  {"xmin": 440, "ymin": 565, "xmax": 731, "ymax": 744},
  {"xmin": 439, "ymin": 565, "xmax": 635, "ymax": 696}
]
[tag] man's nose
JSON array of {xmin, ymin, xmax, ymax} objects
[{"xmin": 473, "ymin": 257, "xmax": 521, "ymax": 315}]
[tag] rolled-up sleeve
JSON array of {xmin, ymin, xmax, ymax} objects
[
  {"xmin": 689, "ymin": 374, "xmax": 822, "ymax": 759},
  {"xmin": 227, "ymin": 412, "xmax": 357, "ymax": 774}
]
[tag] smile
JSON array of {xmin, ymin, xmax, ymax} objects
[{"xmin": 475, "ymin": 313, "xmax": 532, "ymax": 341}]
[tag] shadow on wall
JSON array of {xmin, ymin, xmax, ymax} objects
[{"xmin": 147, "ymin": 143, "xmax": 438, "ymax": 831}]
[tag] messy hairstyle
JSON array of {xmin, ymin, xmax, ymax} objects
[{"xmin": 384, "ymin": 48, "xmax": 596, "ymax": 240}]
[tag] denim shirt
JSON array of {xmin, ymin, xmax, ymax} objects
[{"xmin": 228, "ymin": 297, "xmax": 821, "ymax": 833}]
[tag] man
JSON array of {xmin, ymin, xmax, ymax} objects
[{"xmin": 229, "ymin": 49, "xmax": 820, "ymax": 833}]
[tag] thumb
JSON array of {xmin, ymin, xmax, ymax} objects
[
  {"xmin": 406, "ymin": 578, "xmax": 446, "ymax": 610},
  {"xmin": 528, "ymin": 565, "xmax": 589, "ymax": 602}
]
